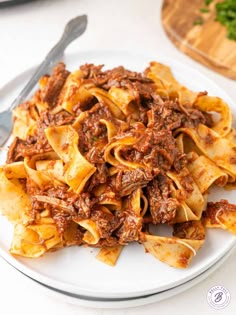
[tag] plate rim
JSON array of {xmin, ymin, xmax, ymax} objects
[
  {"xmin": 0, "ymin": 49, "xmax": 236, "ymax": 299},
  {"xmin": 2, "ymin": 244, "xmax": 234, "ymax": 309}
]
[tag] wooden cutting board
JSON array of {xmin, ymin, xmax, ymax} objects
[{"xmin": 162, "ymin": 0, "xmax": 236, "ymax": 80}]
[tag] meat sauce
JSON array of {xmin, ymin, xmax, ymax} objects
[{"xmin": 7, "ymin": 63, "xmax": 214, "ymax": 246}]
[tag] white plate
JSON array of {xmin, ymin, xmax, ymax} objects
[
  {"xmin": 0, "ymin": 50, "xmax": 236, "ymax": 299},
  {"xmin": 6, "ymin": 245, "xmax": 235, "ymax": 309}
]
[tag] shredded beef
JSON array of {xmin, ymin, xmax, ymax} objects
[
  {"xmin": 40, "ymin": 110, "xmax": 75, "ymax": 127},
  {"xmin": 173, "ymin": 221, "xmax": 205, "ymax": 240},
  {"xmin": 203, "ymin": 199, "xmax": 236, "ymax": 225},
  {"xmin": 207, "ymin": 199, "xmax": 236, "ymax": 212},
  {"xmin": 28, "ymin": 184, "xmax": 94, "ymax": 236},
  {"xmin": 78, "ymin": 102, "xmax": 113, "ymax": 154},
  {"xmin": 79, "ymin": 64, "xmax": 154, "ymax": 91},
  {"xmin": 91, "ymin": 208, "xmax": 121, "ymax": 239},
  {"xmin": 146, "ymin": 175, "xmax": 178, "ymax": 224},
  {"xmin": 7, "ymin": 109, "xmax": 75, "ymax": 162},
  {"xmin": 41, "ymin": 62, "xmax": 70, "ymax": 107},
  {"xmin": 7, "ymin": 137, "xmax": 22, "ymax": 163},
  {"xmin": 53, "ymin": 212, "xmax": 72, "ymax": 235},
  {"xmin": 115, "ymin": 168, "xmax": 154, "ymax": 197},
  {"xmin": 148, "ymin": 96, "xmax": 184, "ymax": 131},
  {"xmin": 86, "ymin": 164, "xmax": 108, "ymax": 192},
  {"xmin": 73, "ymin": 193, "xmax": 92, "ymax": 219},
  {"xmin": 120, "ymin": 127, "xmax": 181, "ymax": 173},
  {"xmin": 115, "ymin": 209, "xmax": 142, "ymax": 243},
  {"xmin": 44, "ymin": 187, "xmax": 92, "ymax": 219}
]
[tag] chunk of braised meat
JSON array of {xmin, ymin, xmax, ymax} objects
[
  {"xmin": 31, "ymin": 185, "xmax": 93, "ymax": 220},
  {"xmin": 146, "ymin": 175, "xmax": 178, "ymax": 224},
  {"xmin": 203, "ymin": 199, "xmax": 236, "ymax": 225},
  {"xmin": 7, "ymin": 137, "xmax": 23, "ymax": 163},
  {"xmin": 79, "ymin": 64, "xmax": 154, "ymax": 90},
  {"xmin": 182, "ymin": 106, "xmax": 213, "ymax": 129},
  {"xmin": 173, "ymin": 221, "xmax": 205, "ymax": 240},
  {"xmin": 143, "ymin": 129, "xmax": 180, "ymax": 171},
  {"xmin": 86, "ymin": 164, "xmax": 108, "ymax": 192},
  {"xmin": 41, "ymin": 62, "xmax": 70, "ymax": 107},
  {"xmin": 148, "ymin": 96, "xmax": 184, "ymax": 131},
  {"xmin": 179, "ymin": 169, "xmax": 194, "ymax": 194},
  {"xmin": 53, "ymin": 212, "xmax": 72, "ymax": 235},
  {"xmin": 27, "ymin": 110, "xmax": 75, "ymax": 156},
  {"xmin": 40, "ymin": 110, "xmax": 75, "ymax": 127},
  {"xmin": 85, "ymin": 139, "xmax": 108, "ymax": 164},
  {"xmin": 7, "ymin": 110, "xmax": 75, "ymax": 162},
  {"xmin": 121, "ymin": 127, "xmax": 181, "ymax": 172},
  {"xmin": 40, "ymin": 184, "xmax": 72, "ymax": 200},
  {"xmin": 115, "ymin": 209, "xmax": 142, "ymax": 244},
  {"xmin": 73, "ymin": 192, "xmax": 92, "ymax": 219},
  {"xmin": 91, "ymin": 208, "xmax": 122, "ymax": 239},
  {"xmin": 6, "ymin": 132, "xmax": 52, "ymax": 162},
  {"xmin": 27, "ymin": 182, "xmax": 93, "ymax": 236},
  {"xmin": 115, "ymin": 167, "xmax": 154, "ymax": 197},
  {"xmin": 45, "ymin": 187, "xmax": 92, "ymax": 219},
  {"xmin": 79, "ymin": 63, "xmax": 104, "ymax": 80},
  {"xmin": 78, "ymin": 102, "xmax": 113, "ymax": 154},
  {"xmin": 150, "ymin": 94, "xmax": 213, "ymax": 130},
  {"xmin": 118, "ymin": 79, "xmax": 156, "ymax": 106},
  {"xmin": 173, "ymin": 152, "xmax": 187, "ymax": 173}
]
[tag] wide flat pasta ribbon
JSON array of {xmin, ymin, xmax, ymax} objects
[
  {"xmin": 3, "ymin": 161, "xmax": 27, "ymax": 179},
  {"xmin": 140, "ymin": 232, "xmax": 204, "ymax": 268},
  {"xmin": 96, "ymin": 246, "xmax": 123, "ymax": 266},
  {"xmin": 167, "ymin": 168, "xmax": 205, "ymax": 219},
  {"xmin": 24, "ymin": 157, "xmax": 56, "ymax": 188},
  {"xmin": 12, "ymin": 105, "xmax": 38, "ymax": 140},
  {"xmin": 10, "ymin": 221, "xmax": 61, "ymax": 258},
  {"xmin": 203, "ymin": 200, "xmax": 236, "ymax": 234},
  {"xmin": 0, "ymin": 168, "xmax": 31, "ymax": 223},
  {"xmin": 194, "ymin": 95, "xmax": 232, "ymax": 137},
  {"xmin": 45, "ymin": 125, "xmax": 96, "ymax": 194},
  {"xmin": 104, "ymin": 136, "xmax": 145, "ymax": 169},
  {"xmin": 76, "ymin": 219, "xmax": 101, "ymax": 245},
  {"xmin": 177, "ymin": 124, "xmax": 236, "ymax": 179},
  {"xmin": 108, "ymin": 86, "xmax": 137, "ymax": 116},
  {"xmin": 35, "ymin": 160, "xmax": 65, "ymax": 183},
  {"xmin": 88, "ymin": 87, "xmax": 125, "ymax": 119},
  {"xmin": 58, "ymin": 70, "xmax": 93, "ymax": 114},
  {"xmin": 146, "ymin": 61, "xmax": 198, "ymax": 105},
  {"xmin": 186, "ymin": 154, "xmax": 228, "ymax": 193}
]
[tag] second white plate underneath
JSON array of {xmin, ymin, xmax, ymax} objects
[{"xmin": 11, "ymin": 246, "xmax": 235, "ymax": 309}]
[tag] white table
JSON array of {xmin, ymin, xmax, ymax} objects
[{"xmin": 0, "ymin": 0, "xmax": 235, "ymax": 314}]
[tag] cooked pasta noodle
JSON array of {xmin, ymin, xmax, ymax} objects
[{"xmin": 0, "ymin": 61, "xmax": 236, "ymax": 268}]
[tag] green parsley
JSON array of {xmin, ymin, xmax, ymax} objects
[
  {"xmin": 194, "ymin": 0, "xmax": 236, "ymax": 41},
  {"xmin": 199, "ymin": 8, "xmax": 210, "ymax": 13},
  {"xmin": 194, "ymin": 17, "xmax": 204, "ymax": 25},
  {"xmin": 92, "ymin": 136, "xmax": 98, "ymax": 142},
  {"xmin": 205, "ymin": 0, "xmax": 213, "ymax": 5},
  {"xmin": 215, "ymin": 0, "xmax": 236, "ymax": 41}
]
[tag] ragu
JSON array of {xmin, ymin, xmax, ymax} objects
[{"xmin": 0, "ymin": 60, "xmax": 235, "ymax": 268}]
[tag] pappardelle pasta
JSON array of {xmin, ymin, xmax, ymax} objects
[{"xmin": 0, "ymin": 61, "xmax": 236, "ymax": 268}]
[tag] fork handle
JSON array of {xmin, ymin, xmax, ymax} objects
[{"xmin": 9, "ymin": 14, "xmax": 87, "ymax": 111}]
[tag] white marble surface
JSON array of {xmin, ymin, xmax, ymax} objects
[{"xmin": 0, "ymin": 0, "xmax": 235, "ymax": 314}]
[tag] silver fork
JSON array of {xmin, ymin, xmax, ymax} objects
[{"xmin": 0, "ymin": 14, "xmax": 87, "ymax": 146}]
